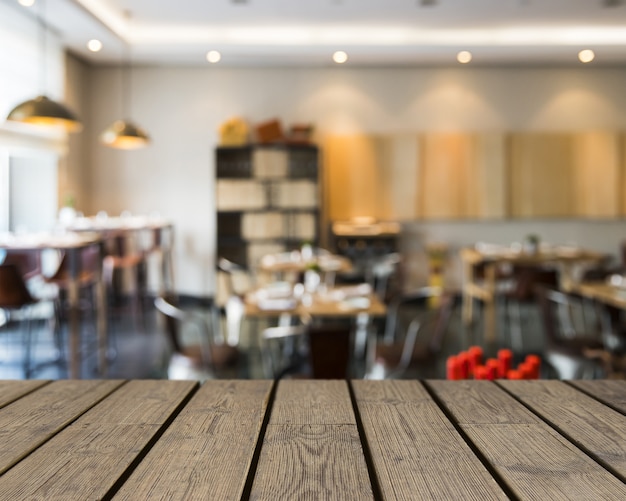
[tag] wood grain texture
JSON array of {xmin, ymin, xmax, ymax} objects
[
  {"xmin": 0, "ymin": 379, "xmax": 48, "ymax": 408},
  {"xmin": 418, "ymin": 132, "xmax": 506, "ymax": 219},
  {"xmin": 572, "ymin": 131, "xmax": 621, "ymax": 217},
  {"xmin": 113, "ymin": 380, "xmax": 272, "ymax": 501},
  {"xmin": 427, "ymin": 380, "xmax": 626, "ymax": 500},
  {"xmin": 352, "ymin": 380, "xmax": 508, "ymax": 500},
  {"xmin": 322, "ymin": 134, "xmax": 382, "ymax": 221},
  {"xmin": 250, "ymin": 380, "xmax": 373, "ymax": 500},
  {"xmin": 508, "ymin": 132, "xmax": 575, "ymax": 217},
  {"xmin": 500, "ymin": 380, "xmax": 626, "ymax": 478},
  {"xmin": 0, "ymin": 380, "xmax": 196, "ymax": 501},
  {"xmin": 0, "ymin": 379, "xmax": 124, "ymax": 475},
  {"xmin": 508, "ymin": 131, "xmax": 621, "ymax": 218},
  {"xmin": 570, "ymin": 380, "xmax": 626, "ymax": 414}
]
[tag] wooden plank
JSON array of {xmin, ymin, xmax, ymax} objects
[
  {"xmin": 112, "ymin": 380, "xmax": 273, "ymax": 500},
  {"xmin": 352, "ymin": 380, "xmax": 508, "ymax": 500},
  {"xmin": 572, "ymin": 131, "xmax": 621, "ymax": 217},
  {"xmin": 0, "ymin": 379, "xmax": 48, "ymax": 408},
  {"xmin": 0, "ymin": 379, "xmax": 124, "ymax": 475},
  {"xmin": 427, "ymin": 380, "xmax": 626, "ymax": 500},
  {"xmin": 569, "ymin": 380, "xmax": 626, "ymax": 414},
  {"xmin": 418, "ymin": 132, "xmax": 506, "ymax": 219},
  {"xmin": 508, "ymin": 132, "xmax": 575, "ymax": 217},
  {"xmin": 0, "ymin": 380, "xmax": 197, "ymax": 500},
  {"xmin": 500, "ymin": 380, "xmax": 626, "ymax": 478},
  {"xmin": 321, "ymin": 134, "xmax": 381, "ymax": 221},
  {"xmin": 250, "ymin": 380, "xmax": 374, "ymax": 500}
]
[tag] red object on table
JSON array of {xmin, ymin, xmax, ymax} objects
[
  {"xmin": 456, "ymin": 352, "xmax": 470, "ymax": 379},
  {"xmin": 519, "ymin": 362, "xmax": 534, "ymax": 380},
  {"xmin": 484, "ymin": 360, "xmax": 498, "ymax": 380},
  {"xmin": 507, "ymin": 369, "xmax": 523, "ymax": 380},
  {"xmin": 497, "ymin": 349, "xmax": 513, "ymax": 378},
  {"xmin": 467, "ymin": 346, "xmax": 483, "ymax": 375},
  {"xmin": 473, "ymin": 366, "xmax": 489, "ymax": 380},
  {"xmin": 447, "ymin": 356, "xmax": 462, "ymax": 380},
  {"xmin": 525, "ymin": 354, "xmax": 541, "ymax": 379}
]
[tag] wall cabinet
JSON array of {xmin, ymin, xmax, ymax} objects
[{"xmin": 216, "ymin": 145, "xmax": 320, "ymax": 268}]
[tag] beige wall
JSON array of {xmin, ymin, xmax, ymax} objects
[{"xmin": 68, "ymin": 61, "xmax": 626, "ymax": 294}]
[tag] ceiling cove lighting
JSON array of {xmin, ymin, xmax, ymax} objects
[
  {"xmin": 578, "ymin": 49, "xmax": 595, "ymax": 63},
  {"xmin": 18, "ymin": 0, "xmax": 35, "ymax": 6},
  {"xmin": 333, "ymin": 50, "xmax": 348, "ymax": 64},
  {"xmin": 7, "ymin": 0, "xmax": 82, "ymax": 132},
  {"xmin": 100, "ymin": 12, "xmax": 150, "ymax": 149},
  {"xmin": 457, "ymin": 50, "xmax": 472, "ymax": 64}
]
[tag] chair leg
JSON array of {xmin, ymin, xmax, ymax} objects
[
  {"xmin": 22, "ymin": 311, "xmax": 33, "ymax": 378},
  {"xmin": 508, "ymin": 300, "xmax": 524, "ymax": 353}
]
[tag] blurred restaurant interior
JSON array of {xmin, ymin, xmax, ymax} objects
[{"xmin": 2, "ymin": 0, "xmax": 626, "ymax": 382}]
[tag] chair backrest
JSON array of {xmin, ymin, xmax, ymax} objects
[
  {"xmin": 48, "ymin": 245, "xmax": 101, "ymax": 284},
  {"xmin": 0, "ymin": 250, "xmax": 41, "ymax": 280},
  {"xmin": 154, "ymin": 295, "xmax": 218, "ymax": 362},
  {"xmin": 535, "ymin": 286, "xmax": 584, "ymax": 344},
  {"xmin": 509, "ymin": 266, "xmax": 559, "ymax": 302},
  {"xmin": 307, "ymin": 323, "xmax": 352, "ymax": 379},
  {"xmin": 0, "ymin": 264, "xmax": 36, "ymax": 308}
]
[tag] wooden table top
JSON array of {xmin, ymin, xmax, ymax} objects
[
  {"xmin": 245, "ymin": 285, "xmax": 387, "ymax": 318},
  {"xmin": 460, "ymin": 246, "xmax": 607, "ymax": 265},
  {"xmin": 1, "ymin": 379, "xmax": 624, "ymax": 500},
  {"xmin": 575, "ymin": 281, "xmax": 626, "ymax": 310}
]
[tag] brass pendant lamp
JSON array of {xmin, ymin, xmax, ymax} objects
[
  {"xmin": 6, "ymin": 0, "xmax": 82, "ymax": 133},
  {"xmin": 100, "ymin": 12, "xmax": 150, "ymax": 150}
]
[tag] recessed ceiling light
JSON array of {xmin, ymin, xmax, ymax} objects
[
  {"xmin": 457, "ymin": 50, "xmax": 472, "ymax": 64},
  {"xmin": 18, "ymin": 0, "xmax": 35, "ymax": 6},
  {"xmin": 87, "ymin": 39, "xmax": 103, "ymax": 52},
  {"xmin": 333, "ymin": 51, "xmax": 348, "ymax": 64},
  {"xmin": 206, "ymin": 50, "xmax": 221, "ymax": 63},
  {"xmin": 578, "ymin": 49, "xmax": 595, "ymax": 63}
]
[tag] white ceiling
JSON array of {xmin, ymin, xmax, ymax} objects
[{"xmin": 30, "ymin": 0, "xmax": 626, "ymax": 66}]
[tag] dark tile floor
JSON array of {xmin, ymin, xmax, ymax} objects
[{"xmin": 0, "ymin": 292, "xmax": 561, "ymax": 381}]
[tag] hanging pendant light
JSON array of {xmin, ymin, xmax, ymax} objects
[
  {"xmin": 101, "ymin": 11, "xmax": 150, "ymax": 149},
  {"xmin": 101, "ymin": 119, "xmax": 149, "ymax": 149},
  {"xmin": 6, "ymin": 0, "xmax": 82, "ymax": 133}
]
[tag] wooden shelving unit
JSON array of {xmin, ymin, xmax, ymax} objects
[{"xmin": 215, "ymin": 144, "xmax": 320, "ymax": 269}]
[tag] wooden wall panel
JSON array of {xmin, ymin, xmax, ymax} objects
[
  {"xmin": 322, "ymin": 134, "xmax": 381, "ymax": 221},
  {"xmin": 621, "ymin": 133, "xmax": 626, "ymax": 216},
  {"xmin": 323, "ymin": 131, "xmax": 623, "ymax": 222},
  {"xmin": 509, "ymin": 131, "xmax": 621, "ymax": 218},
  {"xmin": 374, "ymin": 134, "xmax": 420, "ymax": 220},
  {"xmin": 418, "ymin": 133, "xmax": 506, "ymax": 219},
  {"xmin": 508, "ymin": 133, "xmax": 575, "ymax": 217},
  {"xmin": 572, "ymin": 131, "xmax": 620, "ymax": 217}
]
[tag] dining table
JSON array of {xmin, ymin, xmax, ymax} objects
[
  {"xmin": 65, "ymin": 214, "xmax": 176, "ymax": 295},
  {"xmin": 245, "ymin": 282, "xmax": 387, "ymax": 358},
  {"xmin": 460, "ymin": 244, "xmax": 608, "ymax": 344},
  {"xmin": 0, "ymin": 379, "xmax": 624, "ymax": 500},
  {"xmin": 0, "ymin": 231, "xmax": 107, "ymax": 378}
]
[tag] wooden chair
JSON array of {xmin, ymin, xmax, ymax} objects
[
  {"xmin": 0, "ymin": 264, "xmax": 43, "ymax": 377},
  {"xmin": 535, "ymin": 286, "xmax": 605, "ymax": 379},
  {"xmin": 102, "ymin": 231, "xmax": 147, "ymax": 331},
  {"xmin": 365, "ymin": 287, "xmax": 456, "ymax": 379},
  {"xmin": 261, "ymin": 321, "xmax": 352, "ymax": 379},
  {"xmin": 0, "ymin": 249, "xmax": 42, "ymax": 281},
  {"xmin": 154, "ymin": 294, "xmax": 242, "ymax": 380},
  {"xmin": 44, "ymin": 245, "xmax": 101, "ymax": 342}
]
